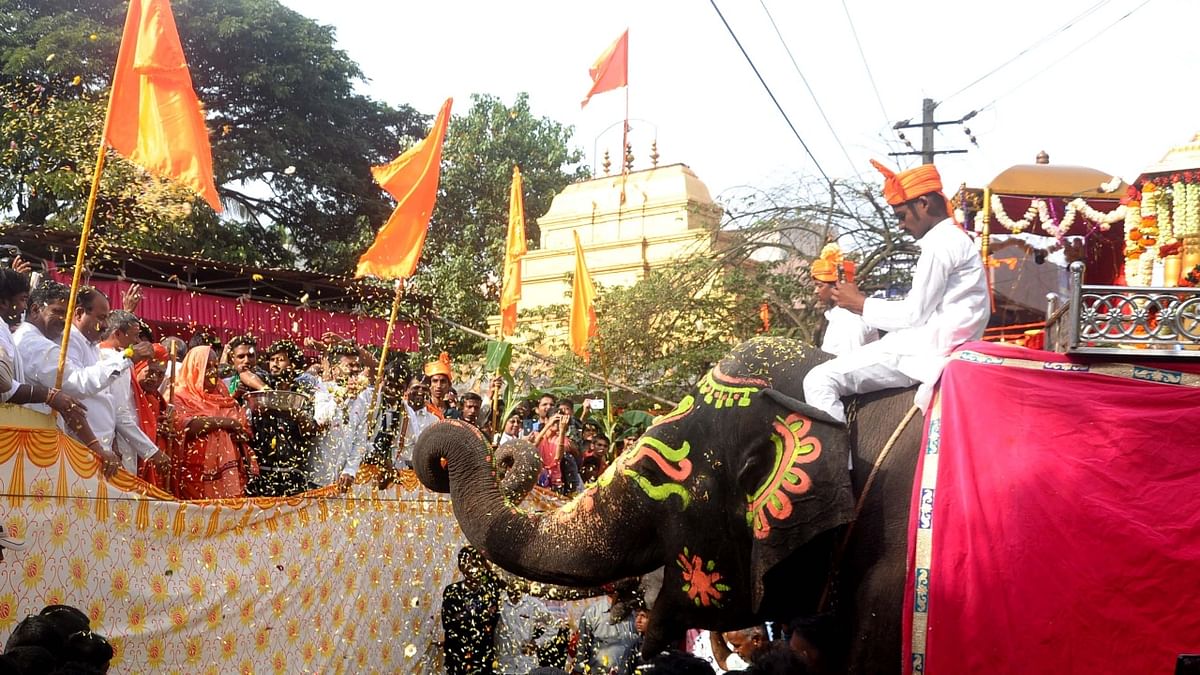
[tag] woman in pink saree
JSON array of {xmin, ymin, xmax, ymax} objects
[{"xmin": 171, "ymin": 346, "xmax": 256, "ymax": 499}]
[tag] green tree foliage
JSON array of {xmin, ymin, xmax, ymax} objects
[
  {"xmin": 413, "ymin": 93, "xmax": 589, "ymax": 358},
  {"xmin": 0, "ymin": 0, "xmax": 425, "ymax": 269}
]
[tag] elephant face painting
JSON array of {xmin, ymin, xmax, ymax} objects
[{"xmin": 415, "ymin": 337, "xmax": 923, "ymax": 673}]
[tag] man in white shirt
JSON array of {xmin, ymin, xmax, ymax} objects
[
  {"xmin": 380, "ymin": 375, "xmax": 437, "ymax": 471},
  {"xmin": 803, "ymin": 161, "xmax": 989, "ymax": 422},
  {"xmin": 810, "ymin": 243, "xmax": 878, "ymax": 357},
  {"xmin": 15, "ymin": 282, "xmax": 164, "ymax": 476},
  {"xmin": 307, "ymin": 344, "xmax": 372, "ymax": 491},
  {"xmin": 97, "ymin": 308, "xmax": 169, "ymax": 474}
]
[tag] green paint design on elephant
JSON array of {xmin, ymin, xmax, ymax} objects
[
  {"xmin": 653, "ymin": 395, "xmax": 695, "ymax": 424},
  {"xmin": 597, "ymin": 434, "xmax": 694, "ymax": 508},
  {"xmin": 744, "ymin": 413, "xmax": 822, "ymax": 540},
  {"xmin": 697, "ymin": 363, "xmax": 769, "ymax": 409}
]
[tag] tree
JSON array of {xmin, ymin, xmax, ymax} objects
[
  {"xmin": 0, "ymin": 0, "xmax": 426, "ymax": 270},
  {"xmin": 411, "ymin": 93, "xmax": 589, "ymax": 358}
]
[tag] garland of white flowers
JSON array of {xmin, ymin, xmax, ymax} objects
[
  {"xmin": 989, "ymin": 194, "xmax": 1126, "ymax": 238},
  {"xmin": 1179, "ymin": 182, "xmax": 1200, "ymax": 237},
  {"xmin": 1123, "ymin": 202, "xmax": 1144, "ymax": 286}
]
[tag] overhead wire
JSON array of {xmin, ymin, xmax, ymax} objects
[
  {"xmin": 757, "ymin": 0, "xmax": 861, "ymax": 178},
  {"xmin": 967, "ymin": 0, "xmax": 1154, "ymax": 115},
  {"xmin": 941, "ymin": 0, "xmax": 1112, "ymax": 105},
  {"xmin": 839, "ymin": 0, "xmax": 892, "ymax": 134}
]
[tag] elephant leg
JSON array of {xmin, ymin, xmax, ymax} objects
[
  {"xmin": 642, "ymin": 595, "xmax": 687, "ymax": 658},
  {"xmin": 846, "ymin": 558, "xmax": 906, "ymax": 675}
]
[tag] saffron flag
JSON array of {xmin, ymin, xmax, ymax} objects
[
  {"xmin": 356, "ymin": 98, "xmax": 453, "ymax": 280},
  {"xmin": 569, "ymin": 231, "xmax": 599, "ymax": 361},
  {"xmin": 499, "ymin": 166, "xmax": 527, "ymax": 338},
  {"xmin": 581, "ymin": 29, "xmax": 628, "ymax": 108},
  {"xmin": 104, "ymin": 0, "xmax": 222, "ymax": 211}
]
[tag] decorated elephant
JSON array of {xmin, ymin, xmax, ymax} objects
[{"xmin": 414, "ymin": 336, "xmax": 924, "ymax": 673}]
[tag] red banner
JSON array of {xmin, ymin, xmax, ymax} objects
[{"xmin": 52, "ymin": 274, "xmax": 418, "ymax": 351}]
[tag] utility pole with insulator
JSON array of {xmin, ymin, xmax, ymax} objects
[{"xmin": 890, "ymin": 98, "xmax": 978, "ymax": 165}]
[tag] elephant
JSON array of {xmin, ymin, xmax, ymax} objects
[{"xmin": 414, "ymin": 336, "xmax": 924, "ymax": 674}]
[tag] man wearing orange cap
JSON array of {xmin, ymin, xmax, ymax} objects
[
  {"xmin": 802, "ymin": 161, "xmax": 989, "ymax": 422},
  {"xmin": 811, "ymin": 243, "xmax": 878, "ymax": 356},
  {"xmin": 424, "ymin": 352, "xmax": 454, "ymax": 419}
]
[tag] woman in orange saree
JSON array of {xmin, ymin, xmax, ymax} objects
[{"xmin": 170, "ymin": 346, "xmax": 256, "ymax": 499}]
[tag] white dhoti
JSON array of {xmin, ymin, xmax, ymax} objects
[{"xmin": 802, "ymin": 340, "xmax": 921, "ymax": 423}]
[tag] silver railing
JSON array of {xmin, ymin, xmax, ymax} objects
[{"xmin": 1044, "ymin": 261, "xmax": 1200, "ymax": 357}]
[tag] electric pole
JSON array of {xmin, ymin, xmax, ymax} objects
[{"xmin": 890, "ymin": 98, "xmax": 977, "ymax": 164}]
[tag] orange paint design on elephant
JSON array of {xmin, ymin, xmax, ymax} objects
[
  {"xmin": 677, "ymin": 548, "xmax": 732, "ymax": 608},
  {"xmin": 746, "ymin": 413, "xmax": 822, "ymax": 540}
]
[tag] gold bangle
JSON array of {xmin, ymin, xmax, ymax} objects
[{"xmin": 45, "ymin": 388, "xmax": 58, "ymax": 406}]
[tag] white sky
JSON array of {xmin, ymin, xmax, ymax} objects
[{"xmin": 279, "ymin": 0, "xmax": 1198, "ymax": 206}]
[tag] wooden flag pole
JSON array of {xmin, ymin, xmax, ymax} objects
[
  {"xmin": 593, "ymin": 326, "xmax": 614, "ymax": 432},
  {"xmin": 54, "ymin": 141, "xmax": 110, "ymax": 389},
  {"xmin": 366, "ymin": 278, "xmax": 406, "ymax": 479}
]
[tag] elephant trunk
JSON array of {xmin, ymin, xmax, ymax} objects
[{"xmin": 414, "ymin": 420, "xmax": 663, "ymax": 587}]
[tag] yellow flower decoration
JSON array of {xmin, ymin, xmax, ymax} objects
[
  {"xmin": 331, "ymin": 604, "xmax": 344, "ymax": 627},
  {"xmin": 271, "ymin": 594, "xmax": 285, "ymax": 617},
  {"xmin": 113, "ymin": 502, "xmax": 132, "ymax": 529},
  {"xmin": 318, "ymin": 634, "xmax": 332, "ymax": 656},
  {"xmin": 146, "ymin": 638, "xmax": 164, "ymax": 668},
  {"xmin": 201, "ymin": 544, "xmax": 218, "ymax": 570},
  {"xmin": 22, "ymin": 553, "xmax": 43, "ymax": 588},
  {"xmin": 254, "ymin": 627, "xmax": 269, "ymax": 649},
  {"xmin": 87, "ymin": 599, "xmax": 105, "ymax": 628},
  {"xmin": 170, "ymin": 606, "xmax": 188, "ymax": 631},
  {"xmin": 224, "ymin": 573, "xmax": 240, "ymax": 596},
  {"xmin": 220, "ymin": 632, "xmax": 237, "ymax": 659},
  {"xmin": 273, "ymin": 651, "xmax": 288, "ymax": 674},
  {"xmin": 239, "ymin": 600, "xmax": 254, "ymax": 625},
  {"xmin": 28, "ymin": 478, "xmax": 51, "ymax": 511},
  {"xmin": 286, "ymin": 618, "xmax": 300, "ymax": 643},
  {"xmin": 5, "ymin": 514, "xmax": 24, "ymax": 539},
  {"xmin": 0, "ymin": 593, "xmax": 17, "ymax": 630},
  {"xmin": 71, "ymin": 486, "xmax": 90, "ymax": 515},
  {"xmin": 130, "ymin": 539, "xmax": 148, "ymax": 566},
  {"xmin": 49, "ymin": 512, "xmax": 69, "ymax": 547},
  {"xmin": 301, "ymin": 643, "xmax": 316, "ymax": 663},
  {"xmin": 188, "ymin": 575, "xmax": 204, "ymax": 601},
  {"xmin": 254, "ymin": 568, "xmax": 270, "ymax": 591},
  {"xmin": 268, "ymin": 539, "xmax": 283, "ymax": 561},
  {"xmin": 205, "ymin": 604, "xmax": 221, "ymax": 630},
  {"xmin": 43, "ymin": 588, "xmax": 64, "ymax": 607},
  {"xmin": 235, "ymin": 541, "xmax": 252, "ymax": 566},
  {"xmin": 300, "ymin": 586, "xmax": 314, "ymax": 609},
  {"xmin": 167, "ymin": 543, "xmax": 183, "ymax": 567},
  {"xmin": 111, "ymin": 569, "xmax": 129, "ymax": 598},
  {"xmin": 185, "ymin": 636, "xmax": 203, "ymax": 664},
  {"xmin": 91, "ymin": 530, "xmax": 109, "ymax": 559},
  {"xmin": 128, "ymin": 602, "xmax": 146, "ymax": 634},
  {"xmin": 68, "ymin": 556, "xmax": 88, "ymax": 589},
  {"xmin": 149, "ymin": 575, "xmax": 169, "ymax": 603}
]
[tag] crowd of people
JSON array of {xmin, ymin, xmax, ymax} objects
[
  {"xmin": 0, "ymin": 257, "xmax": 639, "ymax": 501},
  {"xmin": 441, "ymin": 547, "xmax": 817, "ymax": 675}
]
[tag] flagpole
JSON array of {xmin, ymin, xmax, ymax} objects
[
  {"xmin": 594, "ymin": 327, "xmax": 614, "ymax": 433},
  {"xmin": 366, "ymin": 278, "xmax": 406, "ymax": 487},
  {"xmin": 620, "ymin": 86, "xmax": 629, "ymax": 205},
  {"xmin": 54, "ymin": 141, "xmax": 110, "ymax": 389}
]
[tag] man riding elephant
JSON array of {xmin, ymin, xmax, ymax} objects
[{"xmin": 802, "ymin": 160, "xmax": 990, "ymax": 422}]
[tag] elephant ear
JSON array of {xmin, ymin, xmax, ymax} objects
[{"xmin": 742, "ymin": 394, "xmax": 855, "ymax": 612}]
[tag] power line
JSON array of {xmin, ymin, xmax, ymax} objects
[
  {"xmin": 705, "ymin": 1, "xmax": 840, "ymax": 189},
  {"xmin": 839, "ymin": 0, "xmax": 891, "ymax": 132},
  {"xmin": 968, "ymin": 0, "xmax": 1153, "ymax": 114},
  {"xmin": 941, "ymin": 0, "xmax": 1112, "ymax": 104},
  {"xmin": 757, "ymin": 0, "xmax": 861, "ymax": 178}
]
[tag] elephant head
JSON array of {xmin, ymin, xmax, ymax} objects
[{"xmin": 414, "ymin": 337, "xmax": 862, "ymax": 650}]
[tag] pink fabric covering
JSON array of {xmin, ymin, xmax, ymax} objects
[
  {"xmin": 52, "ymin": 273, "xmax": 417, "ymax": 350},
  {"xmin": 905, "ymin": 341, "xmax": 1200, "ymax": 674}
]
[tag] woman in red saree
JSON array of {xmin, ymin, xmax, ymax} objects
[{"xmin": 170, "ymin": 346, "xmax": 256, "ymax": 499}]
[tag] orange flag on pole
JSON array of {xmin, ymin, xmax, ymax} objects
[
  {"xmin": 356, "ymin": 97, "xmax": 453, "ymax": 280},
  {"xmin": 103, "ymin": 0, "xmax": 222, "ymax": 212},
  {"xmin": 581, "ymin": 29, "xmax": 628, "ymax": 108},
  {"xmin": 570, "ymin": 231, "xmax": 599, "ymax": 361},
  {"xmin": 499, "ymin": 166, "xmax": 527, "ymax": 338}
]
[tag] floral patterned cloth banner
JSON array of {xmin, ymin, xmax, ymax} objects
[{"xmin": 0, "ymin": 406, "xmax": 586, "ymax": 673}]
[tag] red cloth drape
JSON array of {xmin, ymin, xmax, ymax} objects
[
  {"xmin": 905, "ymin": 342, "xmax": 1200, "ymax": 674},
  {"xmin": 49, "ymin": 273, "xmax": 418, "ymax": 351}
]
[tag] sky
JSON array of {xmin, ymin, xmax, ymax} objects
[{"xmin": 278, "ymin": 0, "xmax": 1198, "ymax": 208}]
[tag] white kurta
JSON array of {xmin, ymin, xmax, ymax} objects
[
  {"xmin": 804, "ymin": 218, "xmax": 989, "ymax": 421},
  {"xmin": 307, "ymin": 381, "xmax": 372, "ymax": 485},
  {"xmin": 99, "ymin": 346, "xmax": 162, "ymax": 473},
  {"xmin": 14, "ymin": 325, "xmax": 156, "ymax": 465},
  {"xmin": 820, "ymin": 306, "xmax": 879, "ymax": 356},
  {"xmin": 0, "ymin": 323, "xmax": 24, "ymax": 401}
]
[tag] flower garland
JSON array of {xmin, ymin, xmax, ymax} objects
[
  {"xmin": 990, "ymin": 194, "xmax": 1126, "ymax": 239},
  {"xmin": 1123, "ymin": 198, "xmax": 1144, "ymax": 286},
  {"xmin": 1181, "ymin": 182, "xmax": 1200, "ymax": 237}
]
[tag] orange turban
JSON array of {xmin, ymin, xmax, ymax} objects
[
  {"xmin": 811, "ymin": 243, "xmax": 856, "ymax": 283},
  {"xmin": 424, "ymin": 351, "xmax": 453, "ymax": 379},
  {"xmin": 870, "ymin": 159, "xmax": 945, "ymax": 206}
]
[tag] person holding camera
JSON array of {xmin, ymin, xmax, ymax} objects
[{"xmin": 532, "ymin": 410, "xmax": 582, "ymax": 494}]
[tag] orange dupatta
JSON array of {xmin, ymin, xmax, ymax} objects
[{"xmin": 170, "ymin": 346, "xmax": 253, "ymax": 499}]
